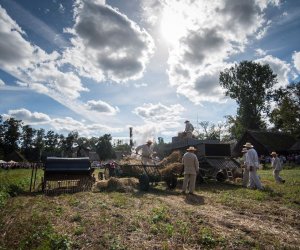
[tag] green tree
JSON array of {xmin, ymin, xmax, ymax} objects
[
  {"xmin": 113, "ymin": 141, "xmax": 131, "ymax": 153},
  {"xmin": 3, "ymin": 117, "xmax": 22, "ymax": 156},
  {"xmin": 21, "ymin": 125, "xmax": 36, "ymax": 161},
  {"xmin": 61, "ymin": 131, "xmax": 79, "ymax": 157},
  {"xmin": 270, "ymin": 82, "xmax": 300, "ymax": 138},
  {"xmin": 224, "ymin": 115, "xmax": 244, "ymax": 140},
  {"xmin": 0, "ymin": 116, "xmax": 4, "ymax": 158},
  {"xmin": 197, "ymin": 121, "xmax": 224, "ymax": 141},
  {"xmin": 44, "ymin": 130, "xmax": 61, "ymax": 157},
  {"xmin": 96, "ymin": 134, "xmax": 115, "ymax": 161},
  {"xmin": 219, "ymin": 61, "xmax": 277, "ymax": 138},
  {"xmin": 33, "ymin": 128, "xmax": 45, "ymax": 162}
]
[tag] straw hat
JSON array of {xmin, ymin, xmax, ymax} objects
[
  {"xmin": 186, "ymin": 146, "xmax": 197, "ymax": 151},
  {"xmin": 241, "ymin": 148, "xmax": 248, "ymax": 153},
  {"xmin": 243, "ymin": 142, "xmax": 254, "ymax": 148},
  {"xmin": 270, "ymin": 151, "xmax": 277, "ymax": 156}
]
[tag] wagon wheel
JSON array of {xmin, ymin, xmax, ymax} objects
[
  {"xmin": 139, "ymin": 174, "xmax": 150, "ymax": 191},
  {"xmin": 165, "ymin": 174, "xmax": 177, "ymax": 189},
  {"xmin": 216, "ymin": 171, "xmax": 226, "ymax": 182}
]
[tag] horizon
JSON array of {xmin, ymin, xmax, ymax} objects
[{"xmin": 0, "ymin": 0, "xmax": 299, "ymax": 145}]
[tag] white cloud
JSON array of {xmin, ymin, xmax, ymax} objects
[
  {"xmin": 153, "ymin": 1, "xmax": 285, "ymax": 106},
  {"xmin": 85, "ymin": 99, "xmax": 119, "ymax": 115},
  {"xmin": 133, "ymin": 102, "xmax": 184, "ymax": 124},
  {"xmin": 134, "ymin": 82, "xmax": 148, "ymax": 88},
  {"xmin": 256, "ymin": 55, "xmax": 292, "ymax": 87},
  {"xmin": 5, "ymin": 108, "xmax": 51, "ymax": 124},
  {"xmin": 0, "ymin": 4, "xmax": 98, "ymax": 124},
  {"xmin": 141, "ymin": 0, "xmax": 163, "ymax": 26},
  {"xmin": 131, "ymin": 102, "xmax": 185, "ymax": 144},
  {"xmin": 255, "ymin": 48, "xmax": 267, "ymax": 56},
  {"xmin": 142, "ymin": 0, "xmax": 280, "ymax": 104},
  {"xmin": 0, "ymin": 5, "xmax": 87, "ymax": 100},
  {"xmin": 292, "ymin": 51, "xmax": 300, "ymax": 72},
  {"xmin": 0, "ymin": 7, "xmax": 36, "ymax": 73},
  {"xmin": 58, "ymin": 3, "xmax": 65, "ymax": 13},
  {"xmin": 3, "ymin": 108, "xmax": 123, "ymax": 137},
  {"xmin": 61, "ymin": 0, "xmax": 155, "ymax": 83}
]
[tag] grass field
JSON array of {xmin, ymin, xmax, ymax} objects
[{"xmin": 0, "ymin": 167, "xmax": 299, "ymax": 249}]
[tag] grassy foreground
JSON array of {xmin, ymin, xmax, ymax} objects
[{"xmin": 0, "ymin": 168, "xmax": 299, "ymax": 249}]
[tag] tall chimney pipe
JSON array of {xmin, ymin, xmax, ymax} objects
[{"xmin": 129, "ymin": 127, "xmax": 133, "ymax": 148}]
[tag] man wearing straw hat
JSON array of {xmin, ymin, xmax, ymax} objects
[
  {"xmin": 241, "ymin": 147, "xmax": 249, "ymax": 187},
  {"xmin": 184, "ymin": 120, "xmax": 194, "ymax": 138},
  {"xmin": 182, "ymin": 146, "xmax": 199, "ymax": 195},
  {"xmin": 271, "ymin": 152, "xmax": 285, "ymax": 183},
  {"xmin": 244, "ymin": 142, "xmax": 263, "ymax": 190},
  {"xmin": 135, "ymin": 140, "xmax": 154, "ymax": 165}
]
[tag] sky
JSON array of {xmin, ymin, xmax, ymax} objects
[{"xmin": 0, "ymin": 0, "xmax": 299, "ymax": 145}]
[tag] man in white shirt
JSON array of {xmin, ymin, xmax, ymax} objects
[
  {"xmin": 244, "ymin": 142, "xmax": 263, "ymax": 190},
  {"xmin": 184, "ymin": 120, "xmax": 194, "ymax": 138},
  {"xmin": 271, "ymin": 152, "xmax": 285, "ymax": 183},
  {"xmin": 182, "ymin": 146, "xmax": 199, "ymax": 195},
  {"xmin": 135, "ymin": 140, "xmax": 154, "ymax": 165}
]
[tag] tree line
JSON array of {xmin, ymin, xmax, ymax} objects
[{"xmin": 0, "ymin": 117, "xmax": 131, "ymax": 162}]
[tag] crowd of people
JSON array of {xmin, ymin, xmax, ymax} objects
[
  {"xmin": 0, "ymin": 162, "xmax": 43, "ymax": 170},
  {"xmin": 259, "ymin": 153, "xmax": 300, "ymax": 165}
]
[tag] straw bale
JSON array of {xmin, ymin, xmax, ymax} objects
[
  {"xmin": 107, "ymin": 177, "xmax": 139, "ymax": 192},
  {"xmin": 93, "ymin": 177, "xmax": 139, "ymax": 193},
  {"xmin": 92, "ymin": 180, "xmax": 108, "ymax": 192}
]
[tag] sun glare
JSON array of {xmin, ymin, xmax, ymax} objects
[{"xmin": 160, "ymin": 8, "xmax": 186, "ymax": 46}]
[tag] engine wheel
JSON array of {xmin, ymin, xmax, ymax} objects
[{"xmin": 216, "ymin": 171, "xmax": 226, "ymax": 182}]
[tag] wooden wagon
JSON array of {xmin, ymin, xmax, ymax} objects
[{"xmin": 101, "ymin": 162, "xmax": 178, "ymax": 191}]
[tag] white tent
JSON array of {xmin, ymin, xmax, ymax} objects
[{"xmin": 0, "ymin": 160, "xmax": 6, "ymax": 163}]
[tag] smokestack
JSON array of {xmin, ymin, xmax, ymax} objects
[{"xmin": 129, "ymin": 127, "xmax": 133, "ymax": 148}]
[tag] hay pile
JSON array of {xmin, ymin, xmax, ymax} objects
[
  {"xmin": 158, "ymin": 151, "xmax": 183, "ymax": 176},
  {"xmin": 119, "ymin": 156, "xmax": 141, "ymax": 165},
  {"xmin": 158, "ymin": 150, "xmax": 182, "ymax": 166},
  {"xmin": 92, "ymin": 177, "xmax": 139, "ymax": 193},
  {"xmin": 119, "ymin": 164, "xmax": 143, "ymax": 176},
  {"xmin": 159, "ymin": 162, "xmax": 183, "ymax": 176}
]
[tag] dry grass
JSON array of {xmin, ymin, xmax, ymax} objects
[{"xmin": 0, "ymin": 168, "xmax": 299, "ymax": 249}]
